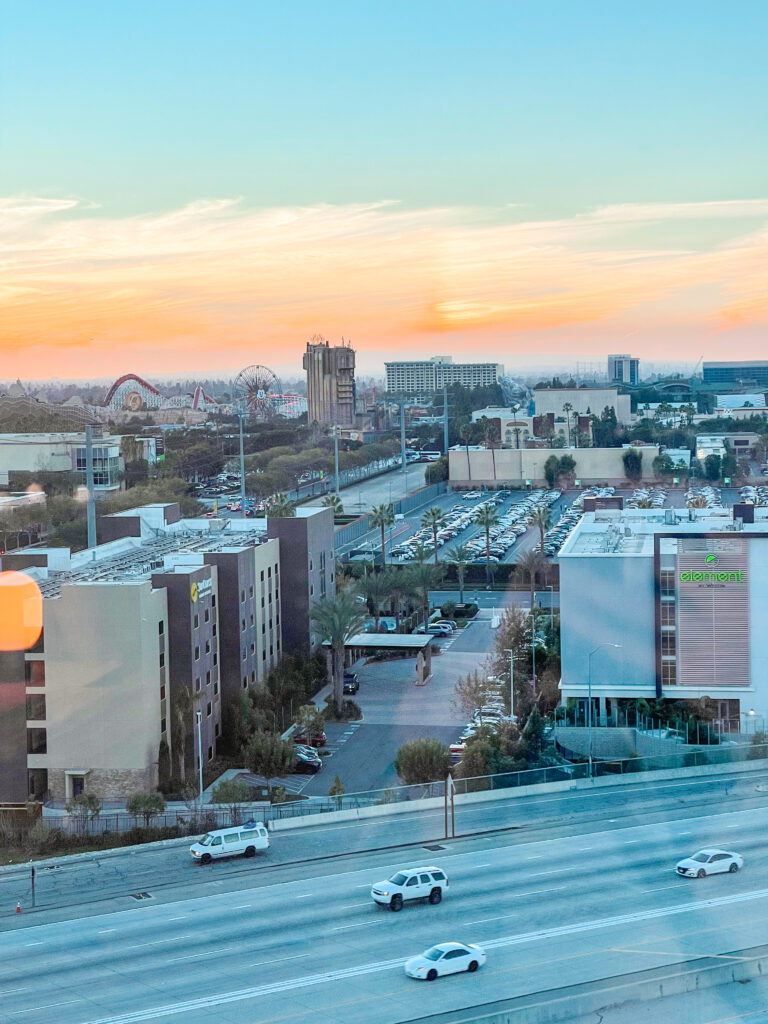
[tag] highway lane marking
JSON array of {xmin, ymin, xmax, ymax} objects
[
  {"xmin": 641, "ymin": 883, "xmax": 687, "ymax": 892},
  {"xmin": 247, "ymin": 954, "xmax": 310, "ymax": 968},
  {"xmin": 168, "ymin": 946, "xmax": 235, "ymax": 962},
  {"xmin": 339, "ymin": 902, "xmax": 369, "ymax": 909},
  {"xmin": 123, "ymin": 938, "xmax": 181, "ymax": 950},
  {"xmin": 168, "ymin": 916, "xmax": 188, "ymax": 921},
  {"xmin": 15, "ymin": 999, "xmax": 81, "ymax": 1014},
  {"xmin": 98, "ymin": 930, "xmax": 117, "ymax": 934},
  {"xmin": 624, "ymin": 840, "xmax": 640, "ymax": 844},
  {"xmin": 295, "ymin": 893, "xmax": 313, "ymax": 899},
  {"xmin": 23, "ymin": 941, "xmax": 43, "ymax": 946},
  {"xmin": 234, "ymin": 904, "xmax": 253, "ymax": 909},
  {"xmin": 81, "ymin": 887, "xmax": 768, "ymax": 1023},
  {"xmin": 528, "ymin": 869, "xmax": 564, "ymax": 876}
]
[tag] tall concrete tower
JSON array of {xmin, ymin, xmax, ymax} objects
[{"xmin": 302, "ymin": 336, "xmax": 356, "ymax": 425}]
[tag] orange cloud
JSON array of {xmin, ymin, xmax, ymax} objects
[{"xmin": 1, "ymin": 197, "xmax": 767, "ymax": 377}]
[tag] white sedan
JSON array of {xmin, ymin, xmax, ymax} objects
[
  {"xmin": 405, "ymin": 942, "xmax": 486, "ymax": 981},
  {"xmin": 676, "ymin": 848, "xmax": 743, "ymax": 878}
]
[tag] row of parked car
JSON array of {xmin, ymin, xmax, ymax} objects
[
  {"xmin": 739, "ymin": 484, "xmax": 768, "ymax": 505},
  {"xmin": 464, "ymin": 489, "xmax": 562, "ymax": 564},
  {"xmin": 389, "ymin": 492, "xmax": 514, "ymax": 562},
  {"xmin": 686, "ymin": 485, "xmax": 724, "ymax": 509},
  {"xmin": 449, "ymin": 686, "xmax": 513, "ymax": 764},
  {"xmin": 626, "ymin": 486, "xmax": 669, "ymax": 508}
]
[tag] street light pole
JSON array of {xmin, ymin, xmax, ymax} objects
[
  {"xmin": 546, "ymin": 584, "xmax": 555, "ymax": 633},
  {"xmin": 196, "ymin": 710, "xmax": 204, "ymax": 812},
  {"xmin": 587, "ymin": 643, "xmax": 622, "ymax": 779},
  {"xmin": 333, "ymin": 425, "xmax": 340, "ymax": 495},
  {"xmin": 503, "ymin": 648, "xmax": 515, "ymax": 720}
]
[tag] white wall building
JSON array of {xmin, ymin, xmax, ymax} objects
[
  {"xmin": 533, "ymin": 387, "xmax": 632, "ymax": 425},
  {"xmin": 386, "ymin": 357, "xmax": 503, "ymax": 394},
  {"xmin": 559, "ymin": 507, "xmax": 768, "ymax": 730}
]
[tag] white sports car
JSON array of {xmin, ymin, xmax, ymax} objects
[
  {"xmin": 675, "ymin": 848, "xmax": 743, "ymax": 878},
  {"xmin": 404, "ymin": 942, "xmax": 486, "ymax": 981}
]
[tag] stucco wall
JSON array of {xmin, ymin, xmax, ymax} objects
[{"xmin": 449, "ymin": 446, "xmax": 661, "ymax": 487}]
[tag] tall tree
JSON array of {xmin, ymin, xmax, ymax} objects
[
  {"xmin": 458, "ymin": 422, "xmax": 473, "ymax": 481},
  {"xmin": 483, "ymin": 423, "xmax": 498, "ymax": 481},
  {"xmin": 516, "ymin": 549, "xmax": 546, "ymax": 609},
  {"xmin": 562, "ymin": 402, "xmax": 573, "ymax": 446},
  {"xmin": 269, "ymin": 493, "xmax": 296, "ymax": 517},
  {"xmin": 444, "ymin": 542, "xmax": 472, "ymax": 603},
  {"xmin": 530, "ymin": 507, "xmax": 552, "ymax": 554},
  {"xmin": 475, "ymin": 506, "xmax": 499, "ymax": 585},
  {"xmin": 408, "ymin": 560, "xmax": 444, "ymax": 625},
  {"xmin": 322, "ymin": 494, "xmax": 343, "ymax": 516},
  {"xmin": 394, "ymin": 738, "xmax": 451, "ymax": 785},
  {"xmin": 369, "ymin": 502, "xmax": 394, "ymax": 565},
  {"xmin": 421, "ymin": 506, "xmax": 445, "ymax": 565},
  {"xmin": 360, "ymin": 570, "xmax": 391, "ymax": 631},
  {"xmin": 310, "ymin": 588, "xmax": 368, "ymax": 714},
  {"xmin": 171, "ymin": 687, "xmax": 194, "ymax": 785},
  {"xmin": 243, "ymin": 731, "xmax": 295, "ymax": 800}
]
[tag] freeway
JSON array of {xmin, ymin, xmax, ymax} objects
[{"xmin": 4, "ymin": 802, "xmax": 768, "ymax": 1024}]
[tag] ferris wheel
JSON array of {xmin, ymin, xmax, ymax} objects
[{"xmin": 233, "ymin": 364, "xmax": 282, "ymax": 418}]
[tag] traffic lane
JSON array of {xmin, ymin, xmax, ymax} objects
[
  {"xmin": 6, "ymin": 816, "xmax": 768, "ymax": 1024},
  {"xmin": 5, "ymin": 768, "xmax": 768, "ymax": 924}
]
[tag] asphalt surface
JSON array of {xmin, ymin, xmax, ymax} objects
[{"xmin": 6, "ymin": 780, "xmax": 768, "ymax": 1024}]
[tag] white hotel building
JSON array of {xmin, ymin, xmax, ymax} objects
[{"xmin": 559, "ymin": 506, "xmax": 768, "ymax": 730}]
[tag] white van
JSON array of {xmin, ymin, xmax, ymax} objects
[{"xmin": 190, "ymin": 822, "xmax": 269, "ymax": 864}]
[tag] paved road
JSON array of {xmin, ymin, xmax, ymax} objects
[{"xmin": 6, "ymin": 795, "xmax": 768, "ymax": 1024}]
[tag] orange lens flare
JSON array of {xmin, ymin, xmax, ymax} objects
[{"xmin": 0, "ymin": 571, "xmax": 43, "ymax": 651}]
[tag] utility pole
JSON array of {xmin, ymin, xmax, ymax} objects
[
  {"xmin": 333, "ymin": 425, "xmax": 340, "ymax": 494},
  {"xmin": 196, "ymin": 710, "xmax": 204, "ymax": 811},
  {"xmin": 238, "ymin": 413, "xmax": 247, "ymax": 518},
  {"xmin": 84, "ymin": 424, "xmax": 97, "ymax": 549},
  {"xmin": 443, "ymin": 385, "xmax": 449, "ymax": 453},
  {"xmin": 400, "ymin": 401, "xmax": 407, "ymax": 477}
]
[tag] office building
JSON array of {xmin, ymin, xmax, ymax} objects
[
  {"xmin": 607, "ymin": 354, "xmax": 640, "ymax": 386},
  {"xmin": 303, "ymin": 338, "xmax": 356, "ymax": 425},
  {"xmin": 0, "ymin": 432, "xmax": 122, "ymax": 494},
  {"xmin": 385, "ymin": 357, "xmax": 503, "ymax": 394},
  {"xmin": 559, "ymin": 506, "xmax": 768, "ymax": 730},
  {"xmin": 0, "ymin": 504, "xmax": 289, "ymax": 804},
  {"xmin": 533, "ymin": 387, "xmax": 632, "ymax": 425},
  {"xmin": 267, "ymin": 506, "xmax": 335, "ymax": 652},
  {"xmin": 703, "ymin": 362, "xmax": 768, "ymax": 387}
]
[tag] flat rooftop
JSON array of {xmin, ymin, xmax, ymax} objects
[{"xmin": 560, "ymin": 508, "xmax": 768, "ymax": 559}]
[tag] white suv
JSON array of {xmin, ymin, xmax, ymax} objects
[{"xmin": 370, "ymin": 865, "xmax": 449, "ymax": 911}]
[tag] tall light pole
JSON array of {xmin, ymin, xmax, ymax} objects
[
  {"xmin": 443, "ymin": 385, "xmax": 449, "ymax": 454},
  {"xmin": 195, "ymin": 710, "xmax": 204, "ymax": 811},
  {"xmin": 238, "ymin": 413, "xmax": 247, "ymax": 518},
  {"xmin": 546, "ymin": 584, "xmax": 555, "ymax": 633},
  {"xmin": 587, "ymin": 643, "xmax": 622, "ymax": 778},
  {"xmin": 333, "ymin": 425, "xmax": 340, "ymax": 494},
  {"xmin": 503, "ymin": 648, "xmax": 515, "ymax": 720}
]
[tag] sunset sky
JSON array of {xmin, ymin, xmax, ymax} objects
[{"xmin": 1, "ymin": 1, "xmax": 767, "ymax": 381}]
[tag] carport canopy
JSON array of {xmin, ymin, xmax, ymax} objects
[{"xmin": 322, "ymin": 633, "xmax": 433, "ymax": 683}]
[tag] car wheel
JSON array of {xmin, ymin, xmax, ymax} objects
[
  {"xmin": 468, "ymin": 960, "xmax": 478, "ymax": 973},
  {"xmin": 729, "ymin": 863, "xmax": 739, "ymax": 873},
  {"xmin": 390, "ymin": 894, "xmax": 403, "ymax": 912},
  {"xmin": 426, "ymin": 969, "xmax": 438, "ymax": 981},
  {"xmin": 244, "ymin": 846, "xmax": 255, "ymax": 858},
  {"xmin": 697, "ymin": 869, "xmax": 706, "ymax": 878},
  {"xmin": 201, "ymin": 853, "xmax": 211, "ymax": 865},
  {"xmin": 428, "ymin": 888, "xmax": 442, "ymax": 905}
]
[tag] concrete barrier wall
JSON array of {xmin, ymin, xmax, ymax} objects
[
  {"xmin": 555, "ymin": 726, "xmax": 636, "ymax": 758},
  {"xmin": 401, "ymin": 943, "xmax": 768, "ymax": 1024}
]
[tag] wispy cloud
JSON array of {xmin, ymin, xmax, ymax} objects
[{"xmin": 1, "ymin": 196, "xmax": 766, "ymax": 377}]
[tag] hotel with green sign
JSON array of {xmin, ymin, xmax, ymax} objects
[{"xmin": 559, "ymin": 505, "xmax": 768, "ymax": 733}]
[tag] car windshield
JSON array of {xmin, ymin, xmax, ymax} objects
[
  {"xmin": 198, "ymin": 834, "xmax": 213, "ymax": 847},
  {"xmin": 423, "ymin": 947, "xmax": 445, "ymax": 961},
  {"xmin": 389, "ymin": 873, "xmax": 408, "ymax": 886},
  {"xmin": 691, "ymin": 853, "xmax": 710, "ymax": 863}
]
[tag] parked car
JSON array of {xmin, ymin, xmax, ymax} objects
[
  {"xmin": 370, "ymin": 865, "xmax": 448, "ymax": 911},
  {"xmin": 404, "ymin": 942, "xmax": 486, "ymax": 980},
  {"xmin": 294, "ymin": 746, "xmax": 322, "ymax": 773},
  {"xmin": 675, "ymin": 848, "xmax": 743, "ymax": 877},
  {"xmin": 433, "ymin": 619, "xmax": 458, "ymax": 632},
  {"xmin": 343, "ymin": 673, "xmax": 359, "ymax": 694},
  {"xmin": 293, "ymin": 726, "xmax": 327, "ymax": 747}
]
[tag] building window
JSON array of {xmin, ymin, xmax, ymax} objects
[
  {"xmin": 215, "ymin": 723, "xmax": 220, "ymax": 737},
  {"xmin": 27, "ymin": 728, "xmax": 47, "ymax": 754},
  {"xmin": 161, "ymin": 717, "xmax": 167, "ymax": 734},
  {"xmin": 249, "ymin": 585, "xmax": 254, "ymax": 597},
  {"xmin": 660, "ymin": 570, "xmax": 676, "ymax": 598},
  {"xmin": 160, "ymin": 684, "xmax": 166, "ymax": 700},
  {"xmin": 661, "ymin": 602, "xmax": 676, "ymax": 627},
  {"xmin": 24, "ymin": 661, "xmax": 45, "ymax": 686},
  {"xmin": 214, "ymin": 681, "xmax": 218, "ymax": 695},
  {"xmin": 205, "ymin": 640, "xmax": 211, "ymax": 654},
  {"xmin": 269, "ymin": 644, "xmax": 273, "ymax": 656},
  {"xmin": 194, "ymin": 646, "xmax": 200, "ymax": 660},
  {"xmin": 661, "ymin": 632, "xmax": 676, "ymax": 656},
  {"xmin": 262, "ymin": 650, "xmax": 266, "ymax": 661},
  {"xmin": 262, "ymin": 623, "xmax": 266, "ymax": 634},
  {"xmin": 159, "ymin": 651, "xmax": 165, "ymax": 668},
  {"xmin": 250, "ymin": 643, "xmax": 255, "ymax": 654},
  {"xmin": 213, "ymin": 652, "xmax": 217, "ymax": 665},
  {"xmin": 204, "ymin": 608, "xmax": 210, "ymax": 622},
  {"xmin": 661, "ymin": 660, "xmax": 677, "ymax": 685},
  {"xmin": 241, "ymin": 619, "xmax": 246, "ymax": 631},
  {"xmin": 158, "ymin": 621, "xmax": 164, "ymax": 635},
  {"xmin": 195, "ymin": 677, "xmax": 201, "ymax": 692},
  {"xmin": 207, "ymin": 745, "xmax": 213, "ymax": 761},
  {"xmin": 212, "ymin": 624, "xmax": 216, "ymax": 637},
  {"xmin": 207, "ymin": 702, "xmax": 212, "ymax": 717},
  {"xmin": 251, "ymin": 670, "xmax": 255, "ymax": 683},
  {"xmin": 250, "ymin": 614, "xmax": 254, "ymax": 625},
  {"xmin": 241, "ymin": 589, "xmax": 245, "ymax": 602},
  {"xmin": 243, "ymin": 676, "xmax": 247, "ymax": 689},
  {"xmin": 260, "ymin": 571, "xmax": 264, "ymax": 582},
  {"xmin": 194, "ymin": 613, "xmax": 199, "ymax": 629},
  {"xmin": 26, "ymin": 694, "xmax": 46, "ymax": 720},
  {"xmin": 212, "ymin": 594, "xmax": 216, "ymax": 607},
  {"xmin": 28, "ymin": 768, "xmax": 48, "ymax": 799},
  {"xmin": 206, "ymin": 670, "xmax": 211, "ymax": 686}
]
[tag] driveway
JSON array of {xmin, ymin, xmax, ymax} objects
[{"xmin": 299, "ymin": 619, "xmax": 494, "ymax": 796}]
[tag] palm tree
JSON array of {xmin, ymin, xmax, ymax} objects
[
  {"xmin": 385, "ymin": 568, "xmax": 414, "ymax": 632},
  {"xmin": 322, "ymin": 494, "xmax": 344, "ymax": 517},
  {"xmin": 475, "ymin": 506, "xmax": 499, "ymax": 585},
  {"xmin": 530, "ymin": 507, "xmax": 552, "ymax": 554},
  {"xmin": 269, "ymin": 493, "xmax": 296, "ymax": 518},
  {"xmin": 484, "ymin": 424, "xmax": 498, "ymax": 481},
  {"xmin": 634, "ymin": 497, "xmax": 654, "ymax": 508},
  {"xmin": 369, "ymin": 502, "xmax": 394, "ymax": 565},
  {"xmin": 444, "ymin": 542, "xmax": 472, "ymax": 603},
  {"xmin": 562, "ymin": 403, "xmax": 573, "ymax": 447},
  {"xmin": 458, "ymin": 422, "xmax": 473, "ymax": 481},
  {"xmin": 408, "ymin": 561, "xmax": 444, "ymax": 626},
  {"xmin": 421, "ymin": 506, "xmax": 445, "ymax": 565},
  {"xmin": 310, "ymin": 588, "xmax": 368, "ymax": 715},
  {"xmin": 360, "ymin": 570, "xmax": 390, "ymax": 632},
  {"xmin": 516, "ymin": 549, "xmax": 546, "ymax": 609}
]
